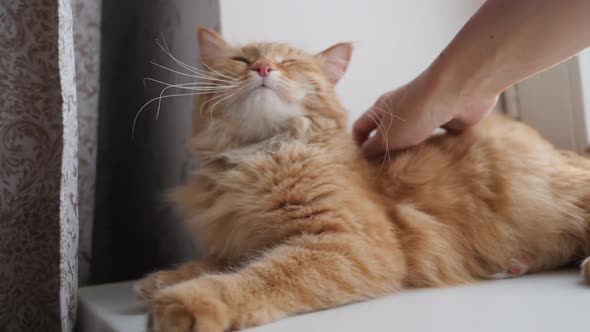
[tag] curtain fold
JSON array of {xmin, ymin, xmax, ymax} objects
[
  {"xmin": 91, "ymin": 0, "xmax": 220, "ymax": 284},
  {"xmin": 57, "ymin": 0, "xmax": 79, "ymax": 330},
  {"xmin": 0, "ymin": 0, "xmax": 100, "ymax": 330},
  {"xmin": 73, "ymin": 0, "xmax": 102, "ymax": 288}
]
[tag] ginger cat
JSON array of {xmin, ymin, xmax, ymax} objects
[{"xmin": 135, "ymin": 27, "xmax": 590, "ymax": 332}]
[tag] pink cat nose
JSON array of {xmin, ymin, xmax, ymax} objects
[{"xmin": 252, "ymin": 63, "xmax": 273, "ymax": 77}]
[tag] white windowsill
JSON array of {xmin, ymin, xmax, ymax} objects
[{"xmin": 78, "ymin": 269, "xmax": 588, "ymax": 332}]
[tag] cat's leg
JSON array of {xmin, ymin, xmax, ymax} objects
[
  {"xmin": 147, "ymin": 233, "xmax": 405, "ymax": 332},
  {"xmin": 134, "ymin": 257, "xmax": 219, "ymax": 304}
]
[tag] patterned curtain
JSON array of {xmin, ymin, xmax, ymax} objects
[
  {"xmin": 1, "ymin": 0, "xmax": 220, "ymax": 329},
  {"xmin": 0, "ymin": 0, "xmax": 100, "ymax": 330}
]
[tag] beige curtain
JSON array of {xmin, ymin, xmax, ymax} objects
[{"xmin": 0, "ymin": 0, "xmax": 100, "ymax": 330}]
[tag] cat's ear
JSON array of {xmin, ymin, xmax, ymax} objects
[
  {"xmin": 197, "ymin": 26, "xmax": 229, "ymax": 66},
  {"xmin": 317, "ymin": 42, "xmax": 353, "ymax": 84}
]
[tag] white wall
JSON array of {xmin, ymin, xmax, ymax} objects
[
  {"xmin": 508, "ymin": 54, "xmax": 590, "ymax": 152},
  {"xmin": 578, "ymin": 49, "xmax": 590, "ymax": 145},
  {"xmin": 219, "ymin": 0, "xmax": 484, "ymax": 124}
]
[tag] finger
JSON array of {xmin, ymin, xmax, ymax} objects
[
  {"xmin": 360, "ymin": 134, "xmax": 387, "ymax": 159},
  {"xmin": 353, "ymin": 110, "xmax": 379, "ymax": 146}
]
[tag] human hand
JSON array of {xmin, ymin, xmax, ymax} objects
[{"xmin": 353, "ymin": 69, "xmax": 498, "ymax": 158}]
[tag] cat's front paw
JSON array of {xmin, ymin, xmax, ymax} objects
[
  {"xmin": 134, "ymin": 270, "xmax": 185, "ymax": 304},
  {"xmin": 148, "ymin": 283, "xmax": 230, "ymax": 332}
]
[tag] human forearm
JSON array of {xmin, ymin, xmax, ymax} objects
[
  {"xmin": 354, "ymin": 0, "xmax": 590, "ymax": 156},
  {"xmin": 432, "ymin": 0, "xmax": 590, "ymax": 100}
]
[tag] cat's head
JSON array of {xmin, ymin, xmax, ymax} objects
[{"xmin": 190, "ymin": 27, "xmax": 353, "ymax": 154}]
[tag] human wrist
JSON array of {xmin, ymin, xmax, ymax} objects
[
  {"xmin": 420, "ymin": 54, "xmax": 499, "ymax": 123},
  {"xmin": 411, "ymin": 60, "xmax": 464, "ymax": 125}
]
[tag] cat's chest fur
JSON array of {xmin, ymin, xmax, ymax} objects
[{"xmin": 178, "ymin": 137, "xmax": 364, "ymax": 262}]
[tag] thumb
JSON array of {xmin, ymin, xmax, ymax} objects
[
  {"xmin": 353, "ymin": 110, "xmax": 379, "ymax": 146},
  {"xmin": 360, "ymin": 134, "xmax": 387, "ymax": 159}
]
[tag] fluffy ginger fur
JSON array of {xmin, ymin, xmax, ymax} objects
[{"xmin": 136, "ymin": 27, "xmax": 590, "ymax": 332}]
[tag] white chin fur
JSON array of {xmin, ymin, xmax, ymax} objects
[{"xmin": 226, "ymin": 87, "xmax": 303, "ymax": 141}]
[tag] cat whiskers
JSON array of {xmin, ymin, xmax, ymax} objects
[
  {"xmin": 157, "ymin": 34, "xmax": 239, "ymax": 81},
  {"xmin": 133, "ymin": 82, "xmax": 238, "ymax": 137},
  {"xmin": 377, "ymin": 94, "xmax": 407, "ymax": 123},
  {"xmin": 150, "ymin": 61, "xmax": 239, "ymax": 85},
  {"xmin": 147, "ymin": 78, "xmax": 240, "ymax": 120},
  {"xmin": 143, "ymin": 77, "xmax": 238, "ymax": 89},
  {"xmin": 135, "ymin": 77, "xmax": 238, "ymax": 137},
  {"xmin": 133, "ymin": 91, "xmax": 204, "ymax": 137},
  {"xmin": 369, "ymin": 100, "xmax": 408, "ymax": 178},
  {"xmin": 199, "ymin": 79, "xmax": 257, "ymax": 124},
  {"xmin": 205, "ymin": 82, "xmax": 252, "ymax": 119},
  {"xmin": 199, "ymin": 58, "xmax": 240, "ymax": 82},
  {"xmin": 364, "ymin": 109, "xmax": 391, "ymax": 178},
  {"xmin": 133, "ymin": 35, "xmax": 244, "ymax": 137},
  {"xmin": 199, "ymin": 83, "xmax": 244, "ymax": 118}
]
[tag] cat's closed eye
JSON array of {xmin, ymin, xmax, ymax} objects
[
  {"xmin": 281, "ymin": 59, "xmax": 296, "ymax": 65},
  {"xmin": 231, "ymin": 56, "xmax": 251, "ymax": 65}
]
